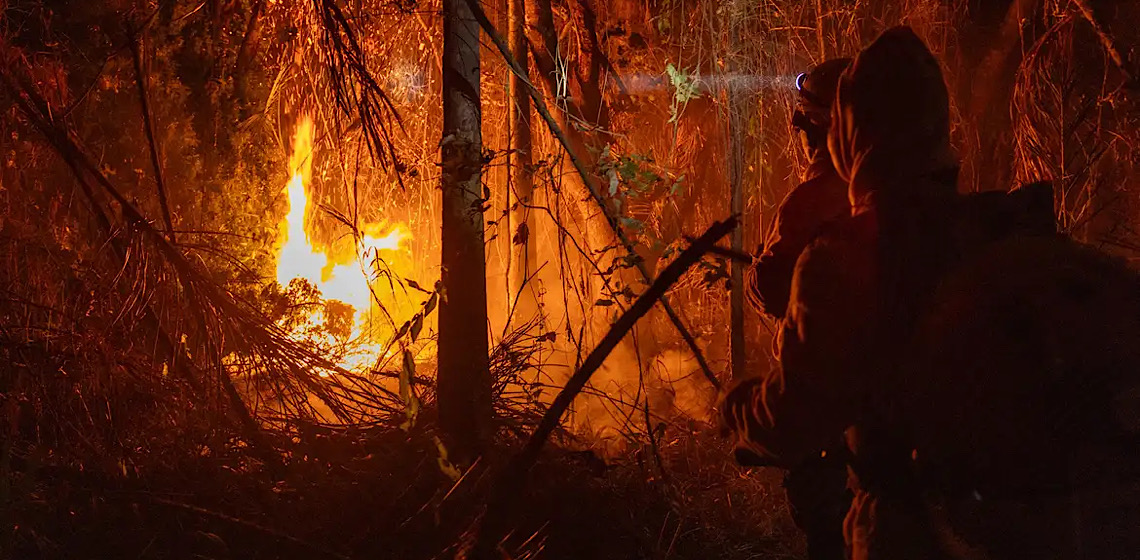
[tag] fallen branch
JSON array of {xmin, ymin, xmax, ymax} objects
[
  {"xmin": 464, "ymin": 216, "xmax": 739, "ymax": 560},
  {"xmin": 463, "ymin": 0, "xmax": 722, "ymax": 392}
]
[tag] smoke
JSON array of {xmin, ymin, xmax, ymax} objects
[
  {"xmin": 534, "ymin": 334, "xmax": 718, "ymax": 458},
  {"xmin": 648, "ymin": 349, "xmax": 717, "ymax": 424},
  {"xmin": 621, "ymin": 71, "xmax": 802, "ymax": 95}
]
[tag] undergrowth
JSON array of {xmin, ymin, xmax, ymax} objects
[{"xmin": 4, "ymin": 415, "xmax": 800, "ymax": 560}]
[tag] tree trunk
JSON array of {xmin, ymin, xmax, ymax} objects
[
  {"xmin": 516, "ymin": 0, "xmax": 716, "ymax": 387},
  {"xmin": 962, "ymin": 0, "xmax": 1040, "ymax": 192},
  {"xmin": 438, "ymin": 0, "xmax": 492, "ymax": 460},
  {"xmin": 727, "ymin": 18, "xmax": 746, "ymax": 380},
  {"xmin": 507, "ymin": 0, "xmax": 536, "ymax": 326}
]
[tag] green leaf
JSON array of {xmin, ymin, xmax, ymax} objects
[
  {"xmin": 619, "ymin": 160, "xmax": 638, "ymax": 182},
  {"xmin": 620, "ymin": 216, "xmax": 644, "ymax": 231},
  {"xmin": 424, "ymin": 292, "xmax": 439, "ymax": 316}
]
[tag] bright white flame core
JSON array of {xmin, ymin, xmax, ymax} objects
[{"xmin": 275, "ymin": 116, "xmax": 412, "ymax": 371}]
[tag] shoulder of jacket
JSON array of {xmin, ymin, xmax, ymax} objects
[{"xmin": 778, "ymin": 173, "xmax": 848, "ymax": 215}]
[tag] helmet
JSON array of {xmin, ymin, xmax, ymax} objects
[{"xmin": 792, "ymin": 57, "xmax": 852, "ymax": 131}]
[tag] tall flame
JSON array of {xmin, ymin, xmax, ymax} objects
[
  {"xmin": 275, "ymin": 116, "xmax": 414, "ymax": 370},
  {"xmin": 277, "ymin": 117, "xmax": 324, "ymax": 288}
]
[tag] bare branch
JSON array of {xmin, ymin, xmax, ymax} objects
[
  {"xmin": 311, "ymin": 0, "xmax": 406, "ymax": 175},
  {"xmin": 464, "ymin": 0, "xmax": 723, "ymax": 392},
  {"xmin": 128, "ymin": 32, "xmax": 177, "ymax": 242},
  {"xmin": 466, "ymin": 215, "xmax": 739, "ymax": 559}
]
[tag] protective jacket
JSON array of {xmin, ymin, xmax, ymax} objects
[
  {"xmin": 725, "ymin": 26, "xmax": 971, "ymax": 559},
  {"xmin": 746, "ymin": 157, "xmax": 849, "ymax": 320},
  {"xmin": 726, "ymin": 24, "xmax": 1140, "ymax": 560},
  {"xmin": 905, "ymin": 229, "xmax": 1140, "ymax": 559}
]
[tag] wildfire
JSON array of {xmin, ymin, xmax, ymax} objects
[{"xmin": 275, "ymin": 116, "xmax": 415, "ymax": 370}]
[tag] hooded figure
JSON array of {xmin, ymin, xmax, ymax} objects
[
  {"xmin": 724, "ymin": 24, "xmax": 1139, "ymax": 560},
  {"xmin": 745, "ymin": 57, "xmax": 852, "ymax": 321},
  {"xmin": 742, "ymin": 57, "xmax": 855, "ymax": 560},
  {"xmin": 724, "ymin": 27, "xmax": 965, "ymax": 559}
]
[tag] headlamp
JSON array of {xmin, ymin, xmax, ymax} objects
[{"xmin": 795, "ymin": 72, "xmax": 808, "ymax": 91}]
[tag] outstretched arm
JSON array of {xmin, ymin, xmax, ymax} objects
[{"xmin": 727, "ymin": 222, "xmax": 876, "ymax": 467}]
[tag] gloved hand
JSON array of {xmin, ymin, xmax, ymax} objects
[{"xmin": 718, "ymin": 376, "xmax": 792, "ymax": 469}]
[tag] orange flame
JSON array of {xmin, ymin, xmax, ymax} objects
[{"xmin": 275, "ymin": 116, "xmax": 415, "ymax": 371}]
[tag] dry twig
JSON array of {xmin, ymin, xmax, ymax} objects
[
  {"xmin": 463, "ymin": 0, "xmax": 723, "ymax": 392},
  {"xmin": 465, "ymin": 215, "xmax": 739, "ymax": 560}
]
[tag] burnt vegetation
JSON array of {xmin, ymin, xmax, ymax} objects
[{"xmin": 0, "ymin": 0, "xmax": 1137, "ymax": 559}]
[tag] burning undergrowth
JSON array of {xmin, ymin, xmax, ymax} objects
[{"xmin": 4, "ymin": 0, "xmax": 1138, "ymax": 557}]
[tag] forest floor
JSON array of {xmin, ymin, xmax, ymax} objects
[{"xmin": 4, "ymin": 423, "xmax": 803, "ymax": 560}]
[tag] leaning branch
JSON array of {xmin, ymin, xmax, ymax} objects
[
  {"xmin": 128, "ymin": 32, "xmax": 176, "ymax": 242},
  {"xmin": 516, "ymin": 216, "xmax": 737, "ymax": 469},
  {"xmin": 467, "ymin": 216, "xmax": 738, "ymax": 559},
  {"xmin": 463, "ymin": 0, "xmax": 722, "ymax": 391}
]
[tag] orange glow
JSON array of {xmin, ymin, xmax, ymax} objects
[{"xmin": 275, "ymin": 116, "xmax": 417, "ymax": 371}]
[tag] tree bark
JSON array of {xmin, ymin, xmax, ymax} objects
[
  {"xmin": 507, "ymin": 0, "xmax": 536, "ymax": 325},
  {"xmin": 727, "ymin": 17, "xmax": 746, "ymax": 380},
  {"xmin": 469, "ymin": 0, "xmax": 721, "ymax": 390},
  {"xmin": 438, "ymin": 0, "xmax": 493, "ymax": 459}
]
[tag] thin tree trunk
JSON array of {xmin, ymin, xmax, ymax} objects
[
  {"xmin": 728, "ymin": 18, "xmax": 746, "ymax": 380},
  {"xmin": 964, "ymin": 0, "xmax": 1040, "ymax": 192},
  {"xmin": 234, "ymin": 0, "xmax": 267, "ymax": 110},
  {"xmin": 128, "ymin": 34, "xmax": 176, "ymax": 242},
  {"xmin": 815, "ymin": 0, "xmax": 826, "ymax": 60},
  {"xmin": 507, "ymin": 0, "xmax": 536, "ymax": 325},
  {"xmin": 469, "ymin": 0, "xmax": 721, "ymax": 390},
  {"xmin": 438, "ymin": 0, "xmax": 492, "ymax": 460}
]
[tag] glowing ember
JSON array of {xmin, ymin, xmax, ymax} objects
[{"xmin": 275, "ymin": 116, "xmax": 414, "ymax": 371}]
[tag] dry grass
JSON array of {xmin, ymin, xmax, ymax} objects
[{"xmin": 3, "ymin": 0, "xmax": 1140, "ymax": 557}]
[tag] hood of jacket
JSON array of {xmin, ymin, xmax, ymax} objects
[{"xmin": 828, "ymin": 26, "xmax": 958, "ymax": 212}]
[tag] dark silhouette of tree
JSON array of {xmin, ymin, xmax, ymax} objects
[
  {"xmin": 507, "ymin": 0, "xmax": 537, "ymax": 326},
  {"xmin": 437, "ymin": 0, "xmax": 493, "ymax": 459}
]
